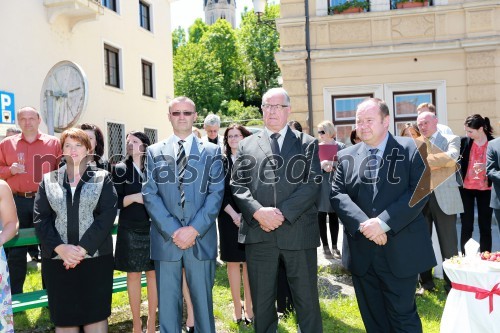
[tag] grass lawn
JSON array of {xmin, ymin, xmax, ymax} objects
[{"xmin": 13, "ymin": 263, "xmax": 446, "ymax": 332}]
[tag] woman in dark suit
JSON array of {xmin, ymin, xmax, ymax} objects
[
  {"xmin": 34, "ymin": 128, "xmax": 117, "ymax": 332},
  {"xmin": 218, "ymin": 124, "xmax": 253, "ymax": 324},
  {"xmin": 112, "ymin": 131, "xmax": 157, "ymax": 333},
  {"xmin": 459, "ymin": 114, "xmax": 494, "ymax": 253}
]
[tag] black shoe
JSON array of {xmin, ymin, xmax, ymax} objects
[
  {"xmin": 186, "ymin": 326, "xmax": 194, "ymax": 333},
  {"xmin": 30, "ymin": 255, "xmax": 41, "ymax": 263},
  {"xmin": 233, "ymin": 317, "xmax": 243, "ymax": 324},
  {"xmin": 244, "ymin": 317, "xmax": 254, "ymax": 326}
]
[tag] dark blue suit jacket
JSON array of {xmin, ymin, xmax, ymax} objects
[{"xmin": 331, "ymin": 134, "xmax": 436, "ymax": 278}]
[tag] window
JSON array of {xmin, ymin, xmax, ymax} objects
[
  {"xmin": 107, "ymin": 122, "xmax": 125, "ymax": 165},
  {"xmin": 393, "ymin": 90, "xmax": 434, "ymax": 134},
  {"xmin": 331, "ymin": 94, "xmax": 373, "ymax": 144},
  {"xmin": 139, "ymin": 1, "xmax": 151, "ymax": 31},
  {"xmin": 104, "ymin": 44, "xmax": 120, "ymax": 88},
  {"xmin": 144, "ymin": 128, "xmax": 158, "ymax": 145},
  {"xmin": 142, "ymin": 60, "xmax": 153, "ymax": 97},
  {"xmin": 102, "ymin": 0, "xmax": 117, "ymax": 11}
]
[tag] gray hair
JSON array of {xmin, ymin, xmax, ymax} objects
[
  {"xmin": 204, "ymin": 113, "xmax": 221, "ymax": 127},
  {"xmin": 262, "ymin": 88, "xmax": 290, "ymax": 106}
]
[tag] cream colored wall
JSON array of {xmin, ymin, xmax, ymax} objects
[
  {"xmin": 0, "ymin": 0, "xmax": 174, "ymax": 147},
  {"xmin": 276, "ymin": 0, "xmax": 500, "ymax": 135}
]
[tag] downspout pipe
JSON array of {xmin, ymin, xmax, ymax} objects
[{"xmin": 305, "ymin": 0, "xmax": 313, "ymax": 134}]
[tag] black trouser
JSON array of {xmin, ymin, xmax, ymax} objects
[
  {"xmin": 276, "ymin": 257, "xmax": 294, "ymax": 314},
  {"xmin": 318, "ymin": 212, "xmax": 339, "ymax": 248},
  {"xmin": 7, "ymin": 196, "xmax": 35, "ymax": 294},
  {"xmin": 459, "ymin": 188, "xmax": 492, "ymax": 254}
]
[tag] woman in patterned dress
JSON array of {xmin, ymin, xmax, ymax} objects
[
  {"xmin": 34, "ymin": 128, "xmax": 117, "ymax": 332},
  {"xmin": 0, "ymin": 180, "xmax": 19, "ymax": 333}
]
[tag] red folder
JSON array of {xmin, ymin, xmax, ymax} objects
[{"xmin": 318, "ymin": 144, "xmax": 338, "ymax": 162}]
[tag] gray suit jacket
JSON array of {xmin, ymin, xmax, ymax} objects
[
  {"xmin": 143, "ymin": 135, "xmax": 224, "ymax": 261},
  {"xmin": 427, "ymin": 132, "xmax": 464, "ymax": 215},
  {"xmin": 230, "ymin": 128, "xmax": 321, "ymax": 250},
  {"xmin": 487, "ymin": 137, "xmax": 500, "ymax": 209}
]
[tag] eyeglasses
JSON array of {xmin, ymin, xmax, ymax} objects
[
  {"xmin": 170, "ymin": 111, "xmax": 195, "ymax": 117},
  {"xmin": 228, "ymin": 134, "xmax": 242, "ymax": 139},
  {"xmin": 318, "ymin": 130, "xmax": 326, "ymax": 135},
  {"xmin": 262, "ymin": 104, "xmax": 289, "ymax": 112}
]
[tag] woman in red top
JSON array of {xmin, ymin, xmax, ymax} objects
[{"xmin": 459, "ymin": 114, "xmax": 494, "ymax": 254}]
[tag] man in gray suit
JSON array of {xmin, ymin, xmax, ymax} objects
[
  {"xmin": 143, "ymin": 96, "xmax": 224, "ymax": 333},
  {"xmin": 416, "ymin": 111, "xmax": 463, "ymax": 294},
  {"xmin": 231, "ymin": 88, "xmax": 323, "ymax": 333}
]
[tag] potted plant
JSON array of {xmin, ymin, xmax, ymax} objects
[
  {"xmin": 329, "ymin": 0, "xmax": 369, "ymax": 14},
  {"xmin": 395, "ymin": 0, "xmax": 429, "ymax": 9}
]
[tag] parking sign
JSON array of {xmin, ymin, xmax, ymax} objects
[{"xmin": 0, "ymin": 91, "xmax": 15, "ymax": 124}]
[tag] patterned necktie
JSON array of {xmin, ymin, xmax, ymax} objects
[
  {"xmin": 177, "ymin": 140, "xmax": 187, "ymax": 207},
  {"xmin": 368, "ymin": 148, "xmax": 379, "ymax": 198}
]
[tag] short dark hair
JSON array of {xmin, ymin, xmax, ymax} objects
[
  {"xmin": 464, "ymin": 114, "xmax": 494, "ymax": 138},
  {"xmin": 78, "ymin": 123, "xmax": 105, "ymax": 161},
  {"xmin": 126, "ymin": 131, "xmax": 151, "ymax": 169},
  {"xmin": 288, "ymin": 120, "xmax": 303, "ymax": 132}
]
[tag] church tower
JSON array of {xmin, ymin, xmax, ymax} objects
[{"xmin": 204, "ymin": 0, "xmax": 236, "ymax": 28}]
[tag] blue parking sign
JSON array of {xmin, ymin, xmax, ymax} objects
[{"xmin": 0, "ymin": 91, "xmax": 15, "ymax": 124}]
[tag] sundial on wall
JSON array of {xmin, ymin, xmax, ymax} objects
[{"xmin": 41, "ymin": 61, "xmax": 88, "ymax": 133}]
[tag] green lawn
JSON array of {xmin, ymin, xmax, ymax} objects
[{"xmin": 13, "ymin": 263, "xmax": 446, "ymax": 332}]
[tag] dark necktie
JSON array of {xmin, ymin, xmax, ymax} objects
[
  {"xmin": 177, "ymin": 140, "xmax": 187, "ymax": 207},
  {"xmin": 270, "ymin": 133, "xmax": 281, "ymax": 155}
]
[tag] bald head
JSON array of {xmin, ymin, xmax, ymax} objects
[{"xmin": 416, "ymin": 111, "xmax": 438, "ymax": 138}]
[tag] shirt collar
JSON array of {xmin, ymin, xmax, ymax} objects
[
  {"xmin": 264, "ymin": 126, "xmax": 288, "ymax": 139},
  {"xmin": 363, "ymin": 132, "xmax": 389, "ymax": 155}
]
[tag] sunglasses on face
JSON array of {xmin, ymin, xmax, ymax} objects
[
  {"xmin": 318, "ymin": 130, "xmax": 326, "ymax": 135},
  {"xmin": 170, "ymin": 111, "xmax": 195, "ymax": 117}
]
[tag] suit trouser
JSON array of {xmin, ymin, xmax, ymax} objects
[
  {"xmin": 155, "ymin": 248, "xmax": 216, "ymax": 333},
  {"xmin": 353, "ymin": 246, "xmax": 422, "ymax": 333},
  {"xmin": 7, "ymin": 196, "xmax": 35, "ymax": 294},
  {"xmin": 419, "ymin": 193, "xmax": 458, "ymax": 292},
  {"xmin": 276, "ymin": 258, "xmax": 294, "ymax": 314},
  {"xmin": 246, "ymin": 240, "xmax": 323, "ymax": 333},
  {"xmin": 459, "ymin": 188, "xmax": 492, "ymax": 253}
]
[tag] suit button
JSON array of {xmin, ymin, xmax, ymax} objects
[
  {"xmin": 372, "ymin": 208, "xmax": 376, "ymax": 212},
  {"xmin": 181, "ymin": 219, "xmax": 185, "ymax": 222}
]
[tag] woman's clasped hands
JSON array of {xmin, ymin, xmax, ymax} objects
[{"xmin": 55, "ymin": 244, "xmax": 87, "ymax": 270}]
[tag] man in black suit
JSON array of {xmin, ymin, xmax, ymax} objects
[
  {"xmin": 486, "ymin": 137, "xmax": 500, "ymax": 235},
  {"xmin": 331, "ymin": 98, "xmax": 436, "ymax": 333},
  {"xmin": 231, "ymin": 88, "xmax": 322, "ymax": 333}
]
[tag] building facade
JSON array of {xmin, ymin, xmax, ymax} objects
[
  {"xmin": 204, "ymin": 0, "xmax": 237, "ymax": 27},
  {"xmin": 0, "ymin": 0, "xmax": 174, "ymax": 160},
  {"xmin": 277, "ymin": 0, "xmax": 500, "ymax": 143}
]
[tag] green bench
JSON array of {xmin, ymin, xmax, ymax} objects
[{"xmin": 5, "ymin": 225, "xmax": 147, "ymax": 313}]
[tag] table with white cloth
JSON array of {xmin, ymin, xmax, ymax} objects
[{"xmin": 441, "ymin": 259, "xmax": 500, "ymax": 333}]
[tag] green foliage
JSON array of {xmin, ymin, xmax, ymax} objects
[
  {"xmin": 173, "ymin": 42, "xmax": 224, "ymax": 117},
  {"xmin": 201, "ymin": 20, "xmax": 244, "ymax": 101},
  {"xmin": 188, "ymin": 18, "xmax": 208, "ymax": 44},
  {"xmin": 219, "ymin": 100, "xmax": 262, "ymax": 126},
  {"xmin": 329, "ymin": 0, "xmax": 369, "ymax": 14},
  {"xmin": 237, "ymin": 5, "xmax": 281, "ymax": 105},
  {"xmin": 171, "ymin": 26, "xmax": 186, "ymax": 55}
]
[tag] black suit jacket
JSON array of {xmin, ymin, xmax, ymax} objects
[
  {"xmin": 459, "ymin": 136, "xmax": 494, "ymax": 186},
  {"xmin": 230, "ymin": 128, "xmax": 321, "ymax": 250},
  {"xmin": 486, "ymin": 137, "xmax": 500, "ymax": 209},
  {"xmin": 331, "ymin": 134, "xmax": 436, "ymax": 278}
]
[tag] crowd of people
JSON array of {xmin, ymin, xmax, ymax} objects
[{"xmin": 0, "ymin": 90, "xmax": 499, "ymax": 333}]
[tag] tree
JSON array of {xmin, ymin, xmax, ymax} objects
[
  {"xmin": 172, "ymin": 26, "xmax": 186, "ymax": 55},
  {"xmin": 173, "ymin": 42, "xmax": 224, "ymax": 117},
  {"xmin": 238, "ymin": 5, "xmax": 281, "ymax": 106},
  {"xmin": 188, "ymin": 18, "xmax": 208, "ymax": 44},
  {"xmin": 219, "ymin": 100, "xmax": 262, "ymax": 126},
  {"xmin": 201, "ymin": 19, "xmax": 244, "ymax": 101}
]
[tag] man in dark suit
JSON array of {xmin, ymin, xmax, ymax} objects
[
  {"xmin": 143, "ymin": 96, "xmax": 224, "ymax": 333},
  {"xmin": 331, "ymin": 98, "xmax": 436, "ymax": 333},
  {"xmin": 486, "ymin": 137, "xmax": 500, "ymax": 236},
  {"xmin": 231, "ymin": 88, "xmax": 323, "ymax": 333}
]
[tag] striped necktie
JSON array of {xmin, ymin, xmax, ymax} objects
[{"xmin": 177, "ymin": 140, "xmax": 187, "ymax": 207}]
